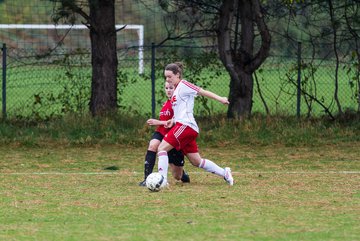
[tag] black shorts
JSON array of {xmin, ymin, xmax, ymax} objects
[{"xmin": 151, "ymin": 131, "xmax": 185, "ymax": 167}]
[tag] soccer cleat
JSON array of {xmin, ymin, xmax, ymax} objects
[
  {"xmin": 224, "ymin": 167, "xmax": 234, "ymax": 186},
  {"xmin": 138, "ymin": 180, "xmax": 146, "ymax": 187},
  {"xmin": 181, "ymin": 170, "xmax": 190, "ymax": 183}
]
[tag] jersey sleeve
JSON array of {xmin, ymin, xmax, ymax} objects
[{"xmin": 181, "ymin": 80, "xmax": 200, "ymax": 96}]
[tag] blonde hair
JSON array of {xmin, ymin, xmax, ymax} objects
[{"xmin": 165, "ymin": 62, "xmax": 184, "ymax": 78}]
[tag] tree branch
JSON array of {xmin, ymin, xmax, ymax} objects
[
  {"xmin": 217, "ymin": 0, "xmax": 239, "ymax": 82},
  {"xmin": 247, "ymin": 0, "xmax": 271, "ymax": 73}
]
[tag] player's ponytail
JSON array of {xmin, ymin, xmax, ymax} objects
[{"xmin": 165, "ymin": 62, "xmax": 184, "ymax": 78}]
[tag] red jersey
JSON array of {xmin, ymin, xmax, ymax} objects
[{"xmin": 156, "ymin": 99, "xmax": 174, "ymax": 136}]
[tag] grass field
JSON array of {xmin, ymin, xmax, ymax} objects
[{"xmin": 1, "ymin": 142, "xmax": 359, "ymax": 240}]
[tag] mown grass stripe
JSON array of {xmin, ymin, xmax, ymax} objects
[{"xmin": 1, "ymin": 171, "xmax": 359, "ymax": 175}]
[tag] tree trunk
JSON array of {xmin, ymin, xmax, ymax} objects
[
  {"xmin": 327, "ymin": 0, "xmax": 342, "ymax": 115},
  {"xmin": 218, "ymin": 0, "xmax": 270, "ymax": 119},
  {"xmin": 89, "ymin": 0, "xmax": 118, "ymax": 116},
  {"xmin": 227, "ymin": 69, "xmax": 253, "ymax": 118}
]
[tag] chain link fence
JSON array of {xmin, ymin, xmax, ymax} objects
[{"xmin": 1, "ymin": 42, "xmax": 360, "ymax": 119}]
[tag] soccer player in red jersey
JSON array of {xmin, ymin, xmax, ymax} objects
[
  {"xmin": 139, "ymin": 82, "xmax": 190, "ymax": 186},
  {"xmin": 157, "ymin": 62, "xmax": 234, "ymax": 186}
]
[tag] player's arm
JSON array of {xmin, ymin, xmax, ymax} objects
[
  {"xmin": 198, "ymin": 88, "xmax": 229, "ymax": 105},
  {"xmin": 146, "ymin": 118, "xmax": 167, "ymax": 126},
  {"xmin": 164, "ymin": 118, "xmax": 174, "ymax": 129}
]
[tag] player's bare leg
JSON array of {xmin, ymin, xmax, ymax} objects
[{"xmin": 186, "ymin": 152, "xmax": 234, "ymax": 185}]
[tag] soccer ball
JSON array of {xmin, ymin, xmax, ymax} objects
[{"xmin": 145, "ymin": 172, "xmax": 165, "ymax": 192}]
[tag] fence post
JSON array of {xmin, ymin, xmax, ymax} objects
[
  {"xmin": 1, "ymin": 43, "xmax": 6, "ymax": 119},
  {"xmin": 151, "ymin": 42, "xmax": 156, "ymax": 118},
  {"xmin": 296, "ymin": 42, "xmax": 301, "ymax": 118}
]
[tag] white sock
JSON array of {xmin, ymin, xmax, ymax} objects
[
  {"xmin": 199, "ymin": 159, "xmax": 225, "ymax": 177},
  {"xmin": 157, "ymin": 151, "xmax": 169, "ymax": 181}
]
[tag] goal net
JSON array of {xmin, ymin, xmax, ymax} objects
[{"xmin": 0, "ymin": 24, "xmax": 144, "ymax": 74}]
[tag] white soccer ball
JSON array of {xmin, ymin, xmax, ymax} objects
[{"xmin": 146, "ymin": 172, "xmax": 165, "ymax": 192}]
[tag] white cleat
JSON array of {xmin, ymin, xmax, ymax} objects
[{"xmin": 224, "ymin": 167, "xmax": 234, "ymax": 186}]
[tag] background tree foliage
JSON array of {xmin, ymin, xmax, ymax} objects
[
  {"xmin": 11, "ymin": 0, "xmax": 356, "ymax": 118},
  {"xmin": 266, "ymin": 0, "xmax": 360, "ymax": 114},
  {"xmin": 157, "ymin": 0, "xmax": 360, "ymax": 118},
  {"xmin": 158, "ymin": 0, "xmax": 271, "ymax": 119}
]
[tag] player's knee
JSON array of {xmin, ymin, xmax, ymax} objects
[
  {"xmin": 173, "ymin": 173, "xmax": 182, "ymax": 180},
  {"xmin": 157, "ymin": 143, "xmax": 169, "ymax": 153},
  {"xmin": 188, "ymin": 158, "xmax": 201, "ymax": 167},
  {"xmin": 172, "ymin": 169, "xmax": 183, "ymax": 180},
  {"xmin": 148, "ymin": 143, "xmax": 158, "ymax": 152}
]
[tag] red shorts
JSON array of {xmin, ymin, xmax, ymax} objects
[{"xmin": 163, "ymin": 123, "xmax": 198, "ymax": 155}]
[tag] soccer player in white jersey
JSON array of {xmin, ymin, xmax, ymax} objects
[{"xmin": 157, "ymin": 62, "xmax": 234, "ymax": 186}]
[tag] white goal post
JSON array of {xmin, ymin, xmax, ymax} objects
[{"xmin": 0, "ymin": 24, "xmax": 144, "ymax": 74}]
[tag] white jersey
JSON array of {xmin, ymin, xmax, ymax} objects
[{"xmin": 170, "ymin": 79, "xmax": 200, "ymax": 133}]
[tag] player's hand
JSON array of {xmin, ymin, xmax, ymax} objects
[
  {"xmin": 146, "ymin": 119, "xmax": 158, "ymax": 126},
  {"xmin": 164, "ymin": 119, "xmax": 174, "ymax": 128},
  {"xmin": 220, "ymin": 97, "xmax": 230, "ymax": 105}
]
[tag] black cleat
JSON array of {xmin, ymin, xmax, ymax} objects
[
  {"xmin": 138, "ymin": 180, "xmax": 146, "ymax": 186},
  {"xmin": 181, "ymin": 170, "xmax": 190, "ymax": 183}
]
